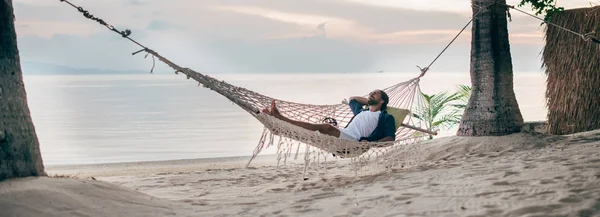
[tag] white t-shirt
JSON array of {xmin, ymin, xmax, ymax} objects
[{"xmin": 340, "ymin": 110, "xmax": 381, "ymax": 140}]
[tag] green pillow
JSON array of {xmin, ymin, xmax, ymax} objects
[{"xmin": 385, "ymin": 107, "xmax": 410, "ymax": 130}]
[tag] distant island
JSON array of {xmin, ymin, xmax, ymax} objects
[{"xmin": 21, "ymin": 61, "xmax": 149, "ymax": 75}]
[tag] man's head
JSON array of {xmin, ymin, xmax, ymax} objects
[{"xmin": 367, "ymin": 89, "xmax": 389, "ymax": 111}]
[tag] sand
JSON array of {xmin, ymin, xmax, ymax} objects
[
  {"xmin": 2, "ymin": 130, "xmax": 600, "ymax": 217},
  {"xmin": 0, "ymin": 177, "xmax": 192, "ymax": 217}
]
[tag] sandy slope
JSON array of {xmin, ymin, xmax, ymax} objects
[
  {"xmin": 0, "ymin": 177, "xmax": 195, "ymax": 217},
  {"xmin": 4, "ymin": 130, "xmax": 600, "ymax": 217}
]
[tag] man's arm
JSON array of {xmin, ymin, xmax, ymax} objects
[
  {"xmin": 348, "ymin": 97, "xmax": 366, "ymax": 116},
  {"xmin": 349, "ymin": 96, "xmax": 368, "ymax": 105},
  {"xmin": 381, "ymin": 116, "xmax": 396, "ymax": 141}
]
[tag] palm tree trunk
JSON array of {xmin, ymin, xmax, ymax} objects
[
  {"xmin": 0, "ymin": 0, "xmax": 46, "ymax": 181},
  {"xmin": 457, "ymin": 0, "xmax": 524, "ymax": 136}
]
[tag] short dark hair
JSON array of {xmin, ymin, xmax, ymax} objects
[{"xmin": 380, "ymin": 90, "xmax": 389, "ymax": 111}]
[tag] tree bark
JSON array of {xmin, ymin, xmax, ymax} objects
[
  {"xmin": 457, "ymin": 0, "xmax": 524, "ymax": 136},
  {"xmin": 0, "ymin": 0, "xmax": 46, "ymax": 181}
]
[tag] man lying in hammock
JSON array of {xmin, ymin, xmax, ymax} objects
[{"xmin": 262, "ymin": 89, "xmax": 396, "ymax": 142}]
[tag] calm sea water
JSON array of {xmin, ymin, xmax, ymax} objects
[{"xmin": 23, "ymin": 72, "xmax": 547, "ymax": 166}]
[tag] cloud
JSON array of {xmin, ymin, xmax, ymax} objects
[
  {"xmin": 209, "ymin": 0, "xmax": 474, "ymax": 36},
  {"xmin": 210, "ymin": 3, "xmax": 478, "ymax": 44},
  {"xmin": 126, "ymin": 0, "xmax": 147, "ymax": 6},
  {"xmin": 11, "ymin": 0, "xmax": 564, "ymax": 74},
  {"xmin": 146, "ymin": 20, "xmax": 173, "ymax": 30}
]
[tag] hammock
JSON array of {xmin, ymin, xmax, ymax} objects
[
  {"xmin": 56, "ymin": 0, "xmax": 483, "ymax": 169},
  {"xmin": 145, "ymin": 54, "xmax": 435, "ymax": 163},
  {"xmin": 55, "ymin": 0, "xmax": 448, "ymax": 168}
]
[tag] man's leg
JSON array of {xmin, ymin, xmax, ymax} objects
[{"xmin": 262, "ymin": 100, "xmax": 341, "ymax": 138}]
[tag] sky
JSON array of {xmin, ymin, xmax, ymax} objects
[{"xmin": 12, "ymin": 0, "xmax": 597, "ymax": 73}]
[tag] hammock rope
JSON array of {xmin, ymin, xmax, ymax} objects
[
  {"xmin": 500, "ymin": 2, "xmax": 600, "ymax": 43},
  {"xmin": 417, "ymin": 3, "xmax": 490, "ymax": 77}
]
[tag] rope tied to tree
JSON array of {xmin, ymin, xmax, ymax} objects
[
  {"xmin": 416, "ymin": 2, "xmax": 496, "ymax": 79},
  {"xmin": 59, "ymin": 0, "xmax": 164, "ymax": 72},
  {"xmin": 59, "ymin": 0, "xmax": 132, "ymax": 38},
  {"xmin": 502, "ymin": 2, "xmax": 600, "ymax": 43}
]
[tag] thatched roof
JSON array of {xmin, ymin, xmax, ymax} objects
[{"xmin": 542, "ymin": 6, "xmax": 600, "ymax": 135}]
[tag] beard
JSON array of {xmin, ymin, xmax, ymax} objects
[{"xmin": 367, "ymin": 99, "xmax": 379, "ymax": 106}]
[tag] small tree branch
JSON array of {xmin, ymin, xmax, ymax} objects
[{"xmin": 519, "ymin": 0, "xmax": 564, "ymax": 22}]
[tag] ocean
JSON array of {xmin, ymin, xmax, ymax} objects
[{"xmin": 23, "ymin": 72, "xmax": 547, "ymax": 166}]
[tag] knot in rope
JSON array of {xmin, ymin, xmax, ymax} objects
[
  {"xmin": 417, "ymin": 66, "xmax": 429, "ymax": 78},
  {"xmin": 472, "ymin": 2, "xmax": 492, "ymax": 12},
  {"xmin": 582, "ymin": 31, "xmax": 597, "ymax": 41},
  {"xmin": 132, "ymin": 48, "xmax": 156, "ymax": 73},
  {"xmin": 59, "ymin": 0, "xmax": 131, "ymax": 38}
]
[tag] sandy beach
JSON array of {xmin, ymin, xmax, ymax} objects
[{"xmin": 2, "ymin": 129, "xmax": 600, "ymax": 217}]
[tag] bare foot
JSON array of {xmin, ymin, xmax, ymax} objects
[
  {"xmin": 261, "ymin": 108, "xmax": 271, "ymax": 115},
  {"xmin": 261, "ymin": 100, "xmax": 283, "ymax": 135},
  {"xmin": 270, "ymin": 100, "xmax": 283, "ymax": 119},
  {"xmin": 262, "ymin": 100, "xmax": 283, "ymax": 119}
]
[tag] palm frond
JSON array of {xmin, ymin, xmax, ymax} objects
[{"xmin": 416, "ymin": 85, "xmax": 471, "ymax": 138}]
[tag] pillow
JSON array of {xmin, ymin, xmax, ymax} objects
[{"xmin": 385, "ymin": 107, "xmax": 411, "ymax": 130}]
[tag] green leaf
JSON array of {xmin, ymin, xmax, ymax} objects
[
  {"xmin": 415, "ymin": 85, "xmax": 471, "ymax": 139},
  {"xmin": 518, "ymin": 0, "xmax": 564, "ymax": 23}
]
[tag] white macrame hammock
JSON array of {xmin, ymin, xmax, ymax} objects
[
  {"xmin": 144, "ymin": 53, "xmax": 436, "ymax": 170},
  {"xmin": 56, "ymin": 0, "xmax": 483, "ymax": 173}
]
